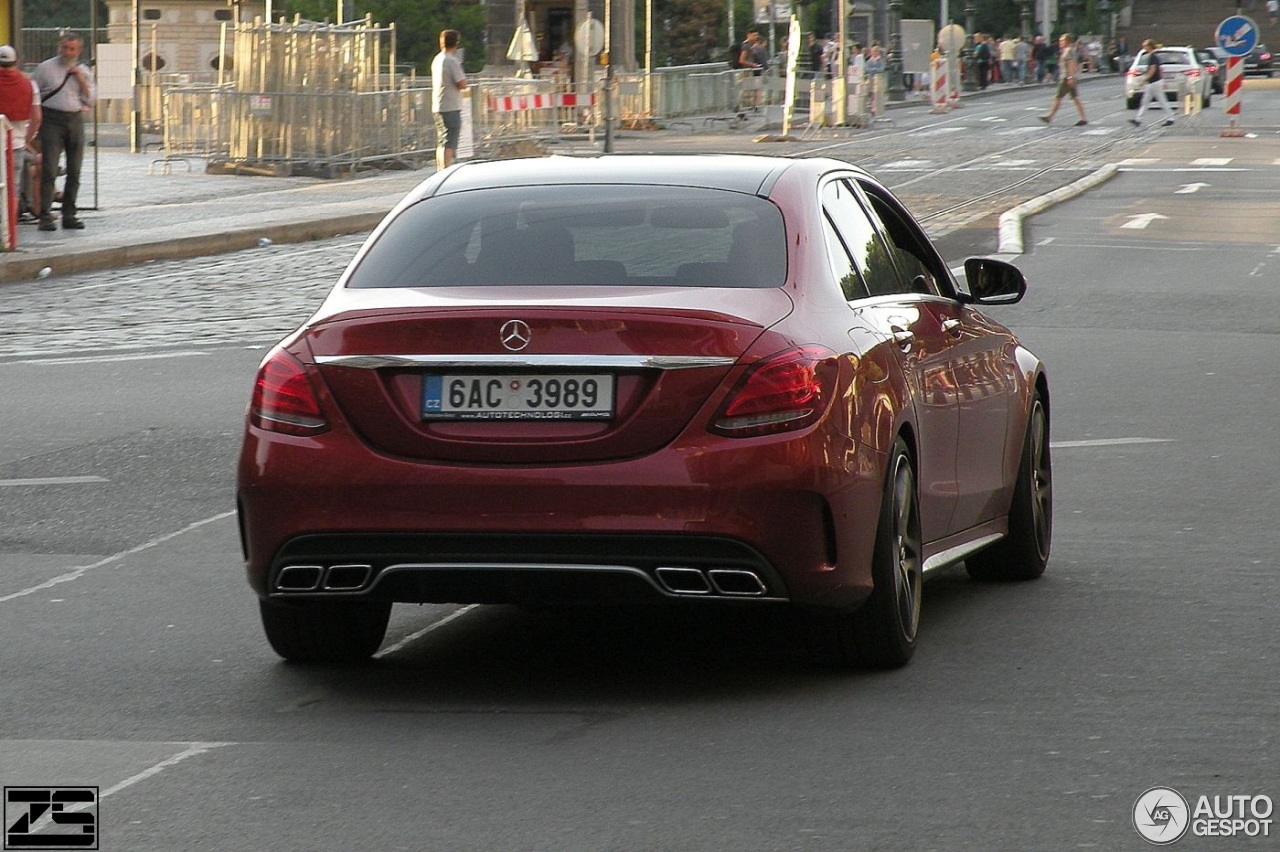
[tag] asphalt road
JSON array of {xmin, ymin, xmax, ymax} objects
[{"xmin": 2, "ymin": 80, "xmax": 1278, "ymax": 850}]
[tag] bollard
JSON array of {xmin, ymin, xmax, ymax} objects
[{"xmin": 930, "ymin": 57, "xmax": 950, "ymax": 114}]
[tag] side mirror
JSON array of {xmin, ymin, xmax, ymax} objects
[{"xmin": 960, "ymin": 257, "xmax": 1027, "ymax": 305}]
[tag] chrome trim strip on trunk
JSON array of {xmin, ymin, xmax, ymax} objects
[
  {"xmin": 314, "ymin": 354, "xmax": 739, "ymax": 370},
  {"xmin": 921, "ymin": 533, "xmax": 1004, "ymax": 574}
]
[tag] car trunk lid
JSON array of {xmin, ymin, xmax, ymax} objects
[{"xmin": 305, "ymin": 290, "xmax": 794, "ymax": 463}]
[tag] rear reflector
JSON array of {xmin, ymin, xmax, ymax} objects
[{"xmin": 249, "ymin": 348, "xmax": 328, "ymax": 436}]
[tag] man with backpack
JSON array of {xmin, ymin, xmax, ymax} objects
[{"xmin": 737, "ymin": 30, "xmax": 768, "ymax": 110}]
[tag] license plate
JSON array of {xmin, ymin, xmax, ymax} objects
[{"xmin": 422, "ymin": 374, "xmax": 614, "ymax": 421}]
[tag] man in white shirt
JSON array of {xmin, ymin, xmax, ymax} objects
[
  {"xmin": 431, "ymin": 29, "xmax": 469, "ymax": 170},
  {"xmin": 32, "ymin": 33, "xmax": 94, "ymax": 231}
]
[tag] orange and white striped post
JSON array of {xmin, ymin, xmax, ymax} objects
[
  {"xmin": 1, "ymin": 119, "xmax": 14, "ymax": 251},
  {"xmin": 1221, "ymin": 55, "xmax": 1245, "ymax": 137},
  {"xmin": 948, "ymin": 53, "xmax": 963, "ymax": 109},
  {"xmin": 930, "ymin": 56, "xmax": 949, "ymax": 113}
]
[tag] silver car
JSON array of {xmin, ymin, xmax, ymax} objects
[{"xmin": 1125, "ymin": 46, "xmax": 1212, "ymax": 110}]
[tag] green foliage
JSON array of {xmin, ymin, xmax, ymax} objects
[
  {"xmin": 659, "ymin": 0, "xmax": 722, "ymax": 65},
  {"xmin": 22, "ymin": 0, "xmax": 108, "ymax": 29},
  {"xmin": 276, "ymin": 0, "xmax": 485, "ymax": 73}
]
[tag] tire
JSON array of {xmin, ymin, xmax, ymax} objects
[
  {"xmin": 259, "ymin": 598, "xmax": 392, "ymax": 664},
  {"xmin": 812, "ymin": 438, "xmax": 922, "ymax": 670},
  {"xmin": 967, "ymin": 394, "xmax": 1052, "ymax": 581},
  {"xmin": 1202, "ymin": 92, "xmax": 1211, "ymax": 109}
]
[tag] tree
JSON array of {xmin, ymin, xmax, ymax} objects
[
  {"xmin": 278, "ymin": 0, "xmax": 484, "ymax": 73},
  {"xmin": 23, "ymin": 0, "xmax": 106, "ymax": 29}
]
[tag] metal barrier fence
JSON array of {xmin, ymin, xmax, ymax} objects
[
  {"xmin": 162, "ymin": 85, "xmax": 433, "ymax": 174},
  {"xmin": 151, "ymin": 62, "xmax": 752, "ymax": 174}
]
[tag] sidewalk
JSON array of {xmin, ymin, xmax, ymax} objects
[
  {"xmin": 2, "ymin": 150, "xmax": 431, "ymax": 283},
  {"xmin": 0, "ymin": 76, "xmax": 1100, "ymax": 285}
]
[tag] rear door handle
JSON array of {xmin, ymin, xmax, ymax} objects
[{"xmin": 941, "ymin": 318, "xmax": 962, "ymax": 336}]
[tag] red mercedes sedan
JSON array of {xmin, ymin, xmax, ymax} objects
[{"xmin": 237, "ymin": 154, "xmax": 1051, "ymax": 669}]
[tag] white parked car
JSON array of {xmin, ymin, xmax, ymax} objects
[{"xmin": 1125, "ymin": 46, "xmax": 1212, "ymax": 109}]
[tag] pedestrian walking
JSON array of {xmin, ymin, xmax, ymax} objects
[
  {"xmin": 1038, "ymin": 34, "xmax": 1088, "ymax": 126},
  {"xmin": 32, "ymin": 32, "xmax": 94, "ymax": 232},
  {"xmin": 738, "ymin": 30, "xmax": 769, "ymax": 110},
  {"xmin": 0, "ymin": 45, "xmax": 41, "ymax": 221},
  {"xmin": 431, "ymin": 29, "xmax": 469, "ymax": 170},
  {"xmin": 1129, "ymin": 40, "xmax": 1175, "ymax": 127}
]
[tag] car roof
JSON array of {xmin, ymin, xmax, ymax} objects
[{"xmin": 428, "ymin": 154, "xmax": 824, "ymax": 197}]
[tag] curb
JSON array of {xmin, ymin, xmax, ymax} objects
[{"xmin": 997, "ymin": 163, "xmax": 1119, "ymax": 254}]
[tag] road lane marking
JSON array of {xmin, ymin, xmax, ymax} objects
[
  {"xmin": 0, "ymin": 476, "xmax": 108, "ymax": 487},
  {"xmin": 880, "ymin": 159, "xmax": 935, "ymax": 169},
  {"xmin": 0, "ymin": 511, "xmax": 235, "ymax": 604},
  {"xmin": 1121, "ymin": 213, "xmax": 1169, "ymax": 229},
  {"xmin": 15, "ymin": 351, "xmax": 206, "ymax": 366},
  {"xmin": 1176, "ymin": 182, "xmax": 1210, "ymax": 194},
  {"xmin": 19, "ymin": 742, "xmax": 234, "ymax": 835},
  {"xmin": 1051, "ymin": 438, "xmax": 1173, "ymax": 448},
  {"xmin": 374, "ymin": 604, "xmax": 480, "ymax": 658},
  {"xmin": 1190, "ymin": 157, "xmax": 1233, "ymax": 166},
  {"xmin": 100, "ymin": 742, "xmax": 234, "ymax": 799}
]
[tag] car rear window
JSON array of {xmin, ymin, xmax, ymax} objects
[
  {"xmin": 1137, "ymin": 50, "xmax": 1192, "ymax": 67},
  {"xmin": 345, "ymin": 185, "xmax": 788, "ymax": 289}
]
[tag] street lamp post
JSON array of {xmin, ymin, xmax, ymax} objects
[
  {"xmin": 1098, "ymin": 0, "xmax": 1112, "ymax": 70},
  {"xmin": 887, "ymin": 0, "xmax": 904, "ymax": 101},
  {"xmin": 1063, "ymin": 0, "xmax": 1080, "ymax": 35},
  {"xmin": 962, "ymin": 1, "xmax": 977, "ymax": 91},
  {"xmin": 1020, "ymin": 0, "xmax": 1032, "ymax": 40}
]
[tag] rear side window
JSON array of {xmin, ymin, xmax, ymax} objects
[{"xmin": 346, "ymin": 185, "xmax": 787, "ymax": 289}]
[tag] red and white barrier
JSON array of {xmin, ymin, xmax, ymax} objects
[
  {"xmin": 1221, "ymin": 55, "xmax": 1245, "ymax": 137},
  {"xmin": 487, "ymin": 92, "xmax": 596, "ymax": 113},
  {"xmin": 1, "ymin": 120, "xmax": 14, "ymax": 251},
  {"xmin": 930, "ymin": 57, "xmax": 949, "ymax": 113}
]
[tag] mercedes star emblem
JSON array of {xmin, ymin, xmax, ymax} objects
[{"xmin": 500, "ymin": 319, "xmax": 532, "ymax": 351}]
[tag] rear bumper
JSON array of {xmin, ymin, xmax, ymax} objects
[{"xmin": 237, "ymin": 425, "xmax": 886, "ymax": 610}]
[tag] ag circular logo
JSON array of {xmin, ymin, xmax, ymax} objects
[{"xmin": 1134, "ymin": 786, "xmax": 1190, "ymax": 844}]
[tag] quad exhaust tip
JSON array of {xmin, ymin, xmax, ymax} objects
[
  {"xmin": 655, "ymin": 566, "xmax": 767, "ymax": 597},
  {"xmin": 275, "ymin": 563, "xmax": 372, "ymax": 592}
]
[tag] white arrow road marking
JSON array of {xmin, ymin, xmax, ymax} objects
[
  {"xmin": 1176, "ymin": 182, "xmax": 1210, "ymax": 194},
  {"xmin": 1121, "ymin": 213, "xmax": 1169, "ymax": 229}
]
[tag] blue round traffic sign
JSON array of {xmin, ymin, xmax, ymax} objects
[{"xmin": 1216, "ymin": 15, "xmax": 1259, "ymax": 57}]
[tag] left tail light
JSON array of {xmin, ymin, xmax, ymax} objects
[
  {"xmin": 249, "ymin": 348, "xmax": 328, "ymax": 436},
  {"xmin": 710, "ymin": 346, "xmax": 839, "ymax": 438}
]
